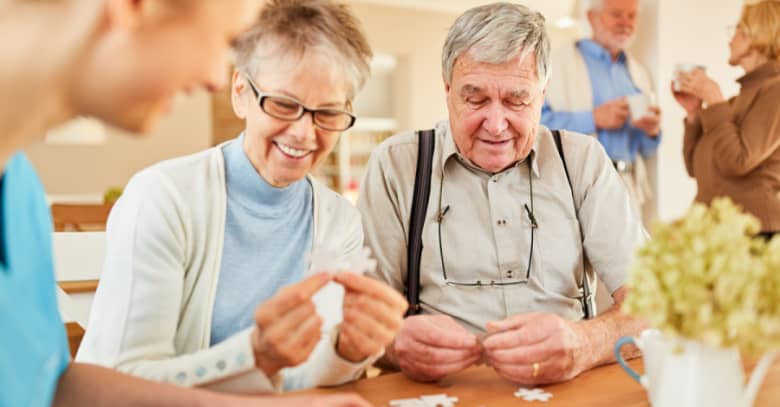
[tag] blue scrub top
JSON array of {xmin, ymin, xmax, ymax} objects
[{"xmin": 0, "ymin": 153, "xmax": 70, "ymax": 407}]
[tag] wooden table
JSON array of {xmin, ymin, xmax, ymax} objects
[{"xmin": 290, "ymin": 359, "xmax": 780, "ymax": 406}]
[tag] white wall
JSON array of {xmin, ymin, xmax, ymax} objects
[{"xmin": 655, "ymin": 0, "xmax": 743, "ymax": 221}]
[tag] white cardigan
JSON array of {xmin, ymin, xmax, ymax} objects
[
  {"xmin": 76, "ymin": 143, "xmax": 373, "ymax": 393},
  {"xmin": 546, "ymin": 40, "xmax": 654, "ymax": 128}
]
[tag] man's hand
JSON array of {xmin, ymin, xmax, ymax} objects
[
  {"xmin": 631, "ymin": 106, "xmax": 661, "ymax": 137},
  {"xmin": 482, "ymin": 313, "xmax": 589, "ymax": 385},
  {"xmin": 389, "ymin": 314, "xmax": 482, "ymax": 382},
  {"xmin": 251, "ymin": 273, "xmax": 332, "ymax": 377},
  {"xmin": 267, "ymin": 394, "xmax": 372, "ymax": 407},
  {"xmin": 333, "ymin": 272, "xmax": 408, "ymax": 362},
  {"xmin": 594, "ymin": 98, "xmax": 630, "ymax": 130}
]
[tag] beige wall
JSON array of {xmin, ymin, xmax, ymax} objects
[
  {"xmin": 26, "ymin": 91, "xmax": 212, "ymax": 194},
  {"xmin": 656, "ymin": 0, "xmax": 743, "ymax": 221},
  {"xmin": 349, "ymin": 3, "xmax": 457, "ymax": 132}
]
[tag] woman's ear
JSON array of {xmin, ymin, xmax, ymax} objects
[{"xmin": 231, "ymin": 70, "xmax": 248, "ymax": 120}]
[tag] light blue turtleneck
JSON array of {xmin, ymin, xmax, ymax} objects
[{"xmin": 210, "ymin": 134, "xmax": 313, "ymax": 346}]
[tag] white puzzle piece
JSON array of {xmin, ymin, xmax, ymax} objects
[
  {"xmin": 307, "ymin": 246, "xmax": 376, "ymax": 275},
  {"xmin": 389, "ymin": 393, "xmax": 458, "ymax": 407},
  {"xmin": 514, "ymin": 387, "xmax": 553, "ymax": 402}
]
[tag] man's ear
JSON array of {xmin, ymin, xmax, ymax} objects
[
  {"xmin": 231, "ymin": 70, "xmax": 248, "ymax": 119},
  {"xmin": 586, "ymin": 9, "xmax": 598, "ymax": 30}
]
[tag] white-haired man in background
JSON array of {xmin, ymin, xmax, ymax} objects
[{"xmin": 541, "ymin": 0, "xmax": 661, "ymax": 223}]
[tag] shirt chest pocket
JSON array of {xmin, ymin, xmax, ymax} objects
[{"xmin": 534, "ymin": 214, "xmax": 583, "ymax": 299}]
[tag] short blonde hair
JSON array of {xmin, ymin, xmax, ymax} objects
[
  {"xmin": 233, "ymin": 0, "xmax": 372, "ymax": 101},
  {"xmin": 739, "ymin": 0, "xmax": 780, "ymax": 62}
]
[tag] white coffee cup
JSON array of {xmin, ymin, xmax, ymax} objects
[
  {"xmin": 627, "ymin": 93, "xmax": 651, "ymax": 119},
  {"xmin": 673, "ymin": 63, "xmax": 706, "ymax": 91}
]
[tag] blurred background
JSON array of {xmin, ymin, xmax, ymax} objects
[{"xmin": 32, "ymin": 0, "xmax": 742, "ymax": 222}]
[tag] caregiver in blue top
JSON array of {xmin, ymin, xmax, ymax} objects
[{"xmin": 77, "ymin": 0, "xmax": 407, "ymax": 394}]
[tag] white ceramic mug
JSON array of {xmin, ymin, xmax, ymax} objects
[
  {"xmin": 615, "ymin": 329, "xmax": 668, "ymax": 405},
  {"xmin": 673, "ymin": 63, "xmax": 706, "ymax": 91},
  {"xmin": 616, "ymin": 330, "xmax": 777, "ymax": 407},
  {"xmin": 627, "ymin": 93, "xmax": 651, "ymax": 119}
]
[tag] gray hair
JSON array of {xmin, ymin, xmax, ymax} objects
[
  {"xmin": 442, "ymin": 2, "xmax": 551, "ymax": 87},
  {"xmin": 233, "ymin": 0, "xmax": 372, "ymax": 101}
]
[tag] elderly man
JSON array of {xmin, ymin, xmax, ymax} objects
[
  {"xmin": 358, "ymin": 2, "xmax": 645, "ymax": 385},
  {"xmin": 541, "ymin": 0, "xmax": 661, "ymax": 221}
]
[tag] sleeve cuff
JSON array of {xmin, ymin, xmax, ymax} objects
[
  {"xmin": 201, "ymin": 328, "xmax": 283, "ymax": 393},
  {"xmin": 578, "ymin": 111, "xmax": 598, "ymax": 135},
  {"xmin": 316, "ymin": 325, "xmax": 383, "ymax": 386}
]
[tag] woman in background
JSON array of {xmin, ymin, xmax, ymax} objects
[
  {"xmin": 0, "ymin": 0, "xmax": 369, "ymax": 406},
  {"xmin": 675, "ymin": 0, "xmax": 780, "ymax": 238},
  {"xmin": 77, "ymin": 0, "xmax": 406, "ymax": 394}
]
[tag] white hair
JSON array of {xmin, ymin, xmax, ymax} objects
[
  {"xmin": 442, "ymin": 2, "xmax": 551, "ymax": 88},
  {"xmin": 587, "ymin": 0, "xmax": 604, "ymax": 11}
]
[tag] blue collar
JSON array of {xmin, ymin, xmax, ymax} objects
[
  {"xmin": 222, "ymin": 133, "xmax": 309, "ymax": 216},
  {"xmin": 578, "ymin": 39, "xmax": 627, "ymax": 64}
]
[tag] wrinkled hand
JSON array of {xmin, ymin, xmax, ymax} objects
[
  {"xmin": 676, "ymin": 69, "xmax": 724, "ymax": 106},
  {"xmin": 265, "ymin": 394, "xmax": 373, "ymax": 407},
  {"xmin": 671, "ymin": 81, "xmax": 703, "ymax": 122},
  {"xmin": 482, "ymin": 313, "xmax": 588, "ymax": 385},
  {"xmin": 333, "ymin": 272, "xmax": 408, "ymax": 362},
  {"xmin": 594, "ymin": 98, "xmax": 630, "ymax": 130},
  {"xmin": 252, "ymin": 273, "xmax": 332, "ymax": 377},
  {"xmin": 631, "ymin": 106, "xmax": 661, "ymax": 137},
  {"xmin": 390, "ymin": 314, "xmax": 482, "ymax": 382}
]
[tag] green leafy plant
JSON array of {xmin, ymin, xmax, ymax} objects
[
  {"xmin": 103, "ymin": 187, "xmax": 123, "ymax": 204},
  {"xmin": 623, "ymin": 197, "xmax": 780, "ymax": 355}
]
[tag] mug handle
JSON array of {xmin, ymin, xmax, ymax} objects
[{"xmin": 615, "ymin": 336, "xmax": 642, "ymax": 383}]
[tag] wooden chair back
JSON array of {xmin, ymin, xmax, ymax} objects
[{"xmin": 51, "ymin": 203, "xmax": 113, "ymax": 231}]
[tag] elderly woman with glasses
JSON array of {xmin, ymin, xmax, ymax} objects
[
  {"xmin": 76, "ymin": 0, "xmax": 407, "ymax": 394},
  {"xmin": 674, "ymin": 0, "xmax": 780, "ymax": 238}
]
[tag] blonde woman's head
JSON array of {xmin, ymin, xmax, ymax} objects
[{"xmin": 737, "ymin": 0, "xmax": 780, "ymax": 62}]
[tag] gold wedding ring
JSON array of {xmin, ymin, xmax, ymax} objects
[{"xmin": 532, "ymin": 362, "xmax": 540, "ymax": 378}]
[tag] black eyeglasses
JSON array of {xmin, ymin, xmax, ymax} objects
[
  {"xmin": 437, "ymin": 160, "xmax": 537, "ymax": 287},
  {"xmin": 244, "ymin": 74, "xmax": 356, "ymax": 132}
]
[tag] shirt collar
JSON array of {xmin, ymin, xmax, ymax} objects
[
  {"xmin": 440, "ymin": 121, "xmax": 541, "ymax": 178},
  {"xmin": 578, "ymin": 39, "xmax": 627, "ymax": 64}
]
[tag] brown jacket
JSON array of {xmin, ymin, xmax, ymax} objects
[{"xmin": 683, "ymin": 61, "xmax": 780, "ymax": 232}]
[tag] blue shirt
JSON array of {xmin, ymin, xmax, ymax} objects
[
  {"xmin": 210, "ymin": 135, "xmax": 314, "ymax": 346},
  {"xmin": 0, "ymin": 153, "xmax": 70, "ymax": 407},
  {"xmin": 541, "ymin": 39, "xmax": 661, "ymax": 162}
]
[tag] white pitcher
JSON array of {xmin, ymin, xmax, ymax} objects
[{"xmin": 615, "ymin": 329, "xmax": 777, "ymax": 407}]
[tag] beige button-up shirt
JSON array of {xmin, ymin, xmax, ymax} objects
[{"xmin": 358, "ymin": 121, "xmax": 645, "ymax": 332}]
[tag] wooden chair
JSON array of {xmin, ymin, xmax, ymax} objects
[
  {"xmin": 51, "ymin": 203, "xmax": 113, "ymax": 232},
  {"xmin": 54, "ymin": 232, "xmax": 106, "ymax": 356},
  {"xmin": 65, "ymin": 322, "xmax": 86, "ymax": 358}
]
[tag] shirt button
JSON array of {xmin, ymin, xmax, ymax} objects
[
  {"xmin": 195, "ymin": 366, "xmax": 207, "ymax": 378},
  {"xmin": 175, "ymin": 372, "xmax": 187, "ymax": 383},
  {"xmin": 216, "ymin": 360, "xmax": 227, "ymax": 371},
  {"xmin": 506, "ymin": 270, "xmax": 513, "ymax": 278}
]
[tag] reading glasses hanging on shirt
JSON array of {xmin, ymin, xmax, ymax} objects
[{"xmin": 437, "ymin": 160, "xmax": 538, "ymax": 287}]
